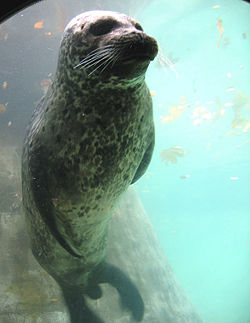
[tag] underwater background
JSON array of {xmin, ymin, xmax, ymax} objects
[
  {"xmin": 0, "ymin": 0, "xmax": 249, "ymax": 322},
  {"xmin": 135, "ymin": 1, "xmax": 250, "ymax": 322}
]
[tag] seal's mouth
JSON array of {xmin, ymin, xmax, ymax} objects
[
  {"xmin": 73, "ymin": 36, "xmax": 158, "ymax": 78},
  {"xmin": 120, "ymin": 54, "xmax": 153, "ymax": 64}
]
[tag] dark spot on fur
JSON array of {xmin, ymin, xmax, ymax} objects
[
  {"xmin": 95, "ymin": 117, "xmax": 103, "ymax": 127},
  {"xmin": 56, "ymin": 135, "xmax": 62, "ymax": 143},
  {"xmin": 74, "ymin": 156, "xmax": 80, "ymax": 164},
  {"xmin": 85, "ymin": 107, "xmax": 92, "ymax": 114},
  {"xmin": 123, "ymin": 174, "xmax": 129, "ymax": 181},
  {"xmin": 50, "ymin": 123, "xmax": 55, "ymax": 132}
]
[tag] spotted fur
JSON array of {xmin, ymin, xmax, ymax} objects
[{"xmin": 22, "ymin": 10, "xmax": 158, "ymax": 290}]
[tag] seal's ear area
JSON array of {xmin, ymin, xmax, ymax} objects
[{"xmin": 92, "ymin": 261, "xmax": 144, "ymax": 321}]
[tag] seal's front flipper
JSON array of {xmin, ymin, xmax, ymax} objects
[
  {"xmin": 28, "ymin": 145, "xmax": 82, "ymax": 259},
  {"xmin": 90, "ymin": 261, "xmax": 144, "ymax": 321},
  {"xmin": 131, "ymin": 136, "xmax": 154, "ymax": 184}
]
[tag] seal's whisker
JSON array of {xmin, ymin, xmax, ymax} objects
[
  {"xmin": 81, "ymin": 47, "xmax": 114, "ymax": 62},
  {"xmin": 110, "ymin": 49, "xmax": 122, "ymax": 68},
  {"xmin": 74, "ymin": 45, "xmax": 115, "ymax": 69},
  {"xmin": 98, "ymin": 48, "xmax": 121, "ymax": 72},
  {"xmin": 75, "ymin": 46, "xmax": 120, "ymax": 74},
  {"xmin": 88, "ymin": 50, "xmax": 119, "ymax": 76},
  {"xmin": 88, "ymin": 57, "xmax": 114, "ymax": 76},
  {"xmin": 158, "ymin": 50, "xmax": 179, "ymax": 78},
  {"xmin": 79, "ymin": 53, "xmax": 109, "ymax": 68},
  {"xmin": 80, "ymin": 52, "xmax": 115, "ymax": 70},
  {"xmin": 82, "ymin": 45, "xmax": 114, "ymax": 58},
  {"xmin": 99, "ymin": 50, "xmax": 121, "ymax": 74},
  {"xmin": 74, "ymin": 51, "xmax": 111, "ymax": 69}
]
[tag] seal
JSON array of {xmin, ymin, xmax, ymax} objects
[{"xmin": 22, "ymin": 10, "xmax": 158, "ymax": 322}]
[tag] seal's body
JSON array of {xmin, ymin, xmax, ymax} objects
[{"xmin": 22, "ymin": 10, "xmax": 157, "ymax": 321}]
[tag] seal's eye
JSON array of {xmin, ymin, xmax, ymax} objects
[
  {"xmin": 89, "ymin": 19, "xmax": 117, "ymax": 36},
  {"xmin": 135, "ymin": 23, "xmax": 143, "ymax": 31}
]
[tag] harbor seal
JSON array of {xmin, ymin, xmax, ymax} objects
[{"xmin": 22, "ymin": 10, "xmax": 158, "ymax": 322}]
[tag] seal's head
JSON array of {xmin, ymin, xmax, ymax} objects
[{"xmin": 58, "ymin": 10, "xmax": 158, "ymax": 83}]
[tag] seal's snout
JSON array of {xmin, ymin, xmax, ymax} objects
[
  {"xmin": 143, "ymin": 34, "xmax": 158, "ymax": 61},
  {"xmin": 120, "ymin": 31, "xmax": 158, "ymax": 63}
]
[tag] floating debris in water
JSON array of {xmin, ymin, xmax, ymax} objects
[
  {"xmin": 8, "ymin": 121, "xmax": 12, "ymax": 127},
  {"xmin": 160, "ymin": 146, "xmax": 189, "ymax": 166},
  {"xmin": 193, "ymin": 119, "xmax": 202, "ymax": 126},
  {"xmin": 242, "ymin": 32, "xmax": 247, "ymax": 39},
  {"xmin": 224, "ymin": 102, "xmax": 234, "ymax": 107},
  {"xmin": 191, "ymin": 105, "xmax": 213, "ymax": 126},
  {"xmin": 216, "ymin": 18, "xmax": 224, "ymax": 48},
  {"xmin": 233, "ymin": 91, "xmax": 248, "ymax": 107},
  {"xmin": 214, "ymin": 97, "xmax": 226, "ymax": 120},
  {"xmin": 230, "ymin": 177, "xmax": 239, "ymax": 181},
  {"xmin": 150, "ymin": 90, "xmax": 156, "ymax": 97},
  {"xmin": 161, "ymin": 96, "xmax": 189, "ymax": 123},
  {"xmin": 225, "ymin": 131, "xmax": 242, "ymax": 136},
  {"xmin": 231, "ymin": 116, "xmax": 250, "ymax": 133},
  {"xmin": 34, "ymin": 21, "xmax": 44, "ymax": 29},
  {"xmin": 44, "ymin": 32, "xmax": 52, "ymax": 36},
  {"xmin": 226, "ymin": 87, "xmax": 235, "ymax": 92},
  {"xmin": 180, "ymin": 174, "xmax": 190, "ymax": 179},
  {"xmin": 212, "ymin": 5, "xmax": 221, "ymax": 9},
  {"xmin": 0, "ymin": 104, "xmax": 7, "ymax": 113},
  {"xmin": 2, "ymin": 81, "xmax": 7, "ymax": 89}
]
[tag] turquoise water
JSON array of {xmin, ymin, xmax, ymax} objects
[{"xmin": 135, "ymin": 0, "xmax": 250, "ymax": 322}]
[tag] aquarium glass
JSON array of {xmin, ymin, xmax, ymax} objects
[{"xmin": 0, "ymin": 0, "xmax": 249, "ymax": 322}]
